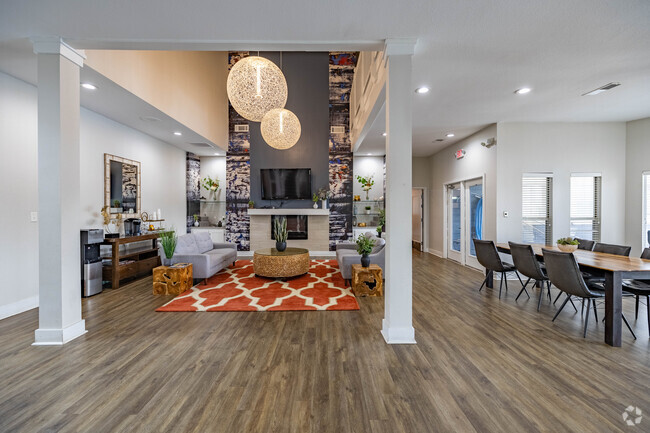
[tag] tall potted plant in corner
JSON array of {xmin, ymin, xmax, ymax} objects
[
  {"xmin": 356, "ymin": 233, "xmax": 376, "ymax": 267},
  {"xmin": 159, "ymin": 229, "xmax": 177, "ymax": 266},
  {"xmin": 273, "ymin": 216, "xmax": 288, "ymax": 252}
]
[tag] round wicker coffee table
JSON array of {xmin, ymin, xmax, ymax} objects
[{"xmin": 253, "ymin": 247, "xmax": 310, "ymax": 278}]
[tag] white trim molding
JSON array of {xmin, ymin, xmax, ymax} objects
[
  {"xmin": 0, "ymin": 296, "xmax": 39, "ymax": 321},
  {"xmin": 33, "ymin": 320, "xmax": 87, "ymax": 346},
  {"xmin": 381, "ymin": 319, "xmax": 416, "ymax": 344},
  {"xmin": 31, "ymin": 36, "xmax": 86, "ymax": 67}
]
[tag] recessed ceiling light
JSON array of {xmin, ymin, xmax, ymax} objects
[
  {"xmin": 173, "ymin": 131, "xmax": 182, "ymax": 136},
  {"xmin": 514, "ymin": 87, "xmax": 532, "ymax": 95},
  {"xmin": 382, "ymin": 132, "xmax": 387, "ymax": 137},
  {"xmin": 81, "ymin": 83, "xmax": 97, "ymax": 90},
  {"xmin": 582, "ymin": 82, "xmax": 621, "ymax": 96},
  {"xmin": 415, "ymin": 87, "xmax": 430, "ymax": 94},
  {"xmin": 446, "ymin": 133, "xmax": 455, "ymax": 138}
]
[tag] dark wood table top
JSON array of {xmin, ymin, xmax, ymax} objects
[
  {"xmin": 496, "ymin": 243, "xmax": 650, "ymax": 273},
  {"xmin": 101, "ymin": 233, "xmax": 159, "ymax": 245}
]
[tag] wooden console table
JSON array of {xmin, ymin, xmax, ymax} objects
[
  {"xmin": 351, "ymin": 264, "xmax": 383, "ymax": 297},
  {"xmin": 102, "ymin": 233, "xmax": 160, "ymax": 289}
]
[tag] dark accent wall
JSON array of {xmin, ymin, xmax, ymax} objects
[
  {"xmin": 249, "ymin": 52, "xmax": 330, "ymax": 208},
  {"xmin": 186, "ymin": 152, "xmax": 200, "ymax": 233}
]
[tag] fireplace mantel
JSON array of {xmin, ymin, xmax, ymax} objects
[{"xmin": 247, "ymin": 208, "xmax": 330, "ymax": 216}]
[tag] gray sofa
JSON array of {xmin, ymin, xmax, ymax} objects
[
  {"xmin": 170, "ymin": 232, "xmax": 237, "ymax": 279},
  {"xmin": 335, "ymin": 232, "xmax": 386, "ymax": 282}
]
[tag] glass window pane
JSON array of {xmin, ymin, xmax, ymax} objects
[
  {"xmin": 469, "ymin": 183, "xmax": 483, "ymax": 256},
  {"xmin": 451, "ymin": 188, "xmax": 461, "ymax": 252}
]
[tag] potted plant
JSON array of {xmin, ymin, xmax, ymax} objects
[
  {"xmin": 376, "ymin": 209, "xmax": 385, "ymax": 237},
  {"xmin": 193, "ymin": 214, "xmax": 200, "ymax": 227},
  {"xmin": 312, "ymin": 193, "xmax": 319, "ymax": 209},
  {"xmin": 365, "ymin": 205, "xmax": 371, "ymax": 215},
  {"xmin": 356, "ymin": 174, "xmax": 375, "ymax": 200},
  {"xmin": 557, "ymin": 237, "xmax": 579, "ymax": 252},
  {"xmin": 356, "ymin": 233, "xmax": 376, "ymax": 267},
  {"xmin": 202, "ymin": 175, "xmax": 220, "ymax": 200},
  {"xmin": 273, "ymin": 216, "xmax": 288, "ymax": 252},
  {"xmin": 317, "ymin": 187, "xmax": 331, "ymax": 209},
  {"xmin": 248, "ymin": 200, "xmax": 255, "ymax": 209},
  {"xmin": 159, "ymin": 229, "xmax": 177, "ymax": 266}
]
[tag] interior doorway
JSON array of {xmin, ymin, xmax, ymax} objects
[
  {"xmin": 412, "ymin": 188, "xmax": 424, "ymax": 251},
  {"xmin": 444, "ymin": 177, "xmax": 484, "ymax": 270}
]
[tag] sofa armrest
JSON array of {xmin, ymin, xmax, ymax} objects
[
  {"xmin": 340, "ymin": 253, "xmax": 361, "ymax": 267},
  {"xmin": 212, "ymin": 242, "xmax": 237, "ymax": 251},
  {"xmin": 336, "ymin": 242, "xmax": 357, "ymax": 251}
]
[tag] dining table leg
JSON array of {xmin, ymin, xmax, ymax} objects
[
  {"xmin": 486, "ymin": 269, "xmax": 493, "ymax": 288},
  {"xmin": 604, "ymin": 271, "xmax": 622, "ymax": 347}
]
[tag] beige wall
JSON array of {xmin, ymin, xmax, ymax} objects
[
  {"xmin": 85, "ymin": 50, "xmax": 228, "ymax": 148},
  {"xmin": 624, "ymin": 117, "xmax": 650, "ymax": 256}
]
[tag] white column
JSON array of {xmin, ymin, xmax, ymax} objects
[
  {"xmin": 32, "ymin": 38, "xmax": 87, "ymax": 345},
  {"xmin": 382, "ymin": 39, "xmax": 417, "ymax": 344}
]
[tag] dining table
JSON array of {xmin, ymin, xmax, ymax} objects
[{"xmin": 493, "ymin": 243, "xmax": 650, "ymax": 347}]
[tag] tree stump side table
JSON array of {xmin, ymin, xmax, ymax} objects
[
  {"xmin": 153, "ymin": 263, "xmax": 193, "ymax": 295},
  {"xmin": 351, "ymin": 264, "xmax": 383, "ymax": 297}
]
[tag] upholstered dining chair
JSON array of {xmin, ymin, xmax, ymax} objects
[
  {"xmin": 473, "ymin": 239, "xmax": 523, "ymax": 299},
  {"xmin": 509, "ymin": 242, "xmax": 554, "ymax": 311},
  {"xmin": 575, "ymin": 238, "xmax": 595, "ymax": 251},
  {"xmin": 592, "ymin": 242, "xmax": 631, "ymax": 256},
  {"xmin": 542, "ymin": 249, "xmax": 636, "ymax": 339},
  {"xmin": 622, "ymin": 248, "xmax": 650, "ymax": 333}
]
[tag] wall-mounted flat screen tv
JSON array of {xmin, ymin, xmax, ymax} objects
[{"xmin": 261, "ymin": 168, "xmax": 311, "ymax": 200}]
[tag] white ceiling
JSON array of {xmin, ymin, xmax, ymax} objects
[{"xmin": 1, "ymin": 0, "xmax": 649, "ymax": 157}]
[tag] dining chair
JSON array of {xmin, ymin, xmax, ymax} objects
[
  {"xmin": 622, "ymin": 248, "xmax": 650, "ymax": 333},
  {"xmin": 473, "ymin": 239, "xmax": 523, "ymax": 299},
  {"xmin": 592, "ymin": 242, "xmax": 631, "ymax": 256},
  {"xmin": 542, "ymin": 248, "xmax": 636, "ymax": 339},
  {"xmin": 508, "ymin": 242, "xmax": 554, "ymax": 311},
  {"xmin": 575, "ymin": 238, "xmax": 595, "ymax": 251}
]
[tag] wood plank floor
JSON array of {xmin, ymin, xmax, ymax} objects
[{"xmin": 1, "ymin": 252, "xmax": 649, "ymax": 433}]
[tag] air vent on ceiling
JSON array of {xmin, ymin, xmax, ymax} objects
[
  {"xmin": 234, "ymin": 124, "xmax": 249, "ymax": 132},
  {"xmin": 582, "ymin": 82, "xmax": 621, "ymax": 96},
  {"xmin": 434, "ymin": 139, "xmax": 444, "ymax": 142},
  {"xmin": 139, "ymin": 116, "xmax": 161, "ymax": 122},
  {"xmin": 190, "ymin": 142, "xmax": 212, "ymax": 148},
  {"xmin": 330, "ymin": 126, "xmax": 346, "ymax": 134}
]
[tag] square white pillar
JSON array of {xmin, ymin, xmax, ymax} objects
[
  {"xmin": 32, "ymin": 38, "xmax": 86, "ymax": 345},
  {"xmin": 382, "ymin": 39, "xmax": 417, "ymax": 344}
]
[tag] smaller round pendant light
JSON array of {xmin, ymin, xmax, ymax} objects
[
  {"xmin": 261, "ymin": 108, "xmax": 301, "ymax": 150},
  {"xmin": 227, "ymin": 56, "xmax": 288, "ymax": 122}
]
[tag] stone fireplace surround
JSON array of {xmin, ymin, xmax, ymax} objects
[{"xmin": 248, "ymin": 208, "xmax": 330, "ymax": 252}]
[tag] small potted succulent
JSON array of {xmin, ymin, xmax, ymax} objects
[
  {"xmin": 273, "ymin": 216, "xmax": 288, "ymax": 252},
  {"xmin": 248, "ymin": 200, "xmax": 255, "ymax": 209},
  {"xmin": 312, "ymin": 193, "xmax": 319, "ymax": 209},
  {"xmin": 365, "ymin": 205, "xmax": 372, "ymax": 215},
  {"xmin": 557, "ymin": 237, "xmax": 579, "ymax": 252},
  {"xmin": 356, "ymin": 233, "xmax": 376, "ymax": 268},
  {"xmin": 159, "ymin": 229, "xmax": 177, "ymax": 266}
]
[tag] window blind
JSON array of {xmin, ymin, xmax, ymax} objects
[
  {"xmin": 522, "ymin": 175, "xmax": 553, "ymax": 245},
  {"xmin": 570, "ymin": 175, "xmax": 601, "ymax": 242}
]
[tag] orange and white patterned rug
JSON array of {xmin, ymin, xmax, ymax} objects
[{"xmin": 156, "ymin": 259, "xmax": 360, "ymax": 312}]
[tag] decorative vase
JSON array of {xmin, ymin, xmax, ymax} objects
[
  {"xmin": 322, "ymin": 199, "xmax": 328, "ymax": 209},
  {"xmin": 557, "ymin": 244, "xmax": 578, "ymax": 252},
  {"xmin": 360, "ymin": 254, "xmax": 370, "ymax": 268},
  {"xmin": 365, "ymin": 189, "xmax": 370, "ymax": 200},
  {"xmin": 313, "ymin": 202, "xmax": 318, "ymax": 209},
  {"xmin": 194, "ymin": 221, "xmax": 199, "ymax": 227},
  {"xmin": 162, "ymin": 257, "xmax": 173, "ymax": 266},
  {"xmin": 275, "ymin": 241, "xmax": 287, "ymax": 252}
]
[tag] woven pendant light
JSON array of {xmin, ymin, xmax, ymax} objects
[
  {"xmin": 226, "ymin": 56, "xmax": 288, "ymax": 122},
  {"xmin": 260, "ymin": 108, "xmax": 301, "ymax": 150}
]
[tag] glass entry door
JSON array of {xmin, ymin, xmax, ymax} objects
[
  {"xmin": 447, "ymin": 183, "xmax": 462, "ymax": 262},
  {"xmin": 465, "ymin": 178, "xmax": 484, "ymax": 270},
  {"xmin": 446, "ymin": 178, "xmax": 484, "ymax": 269}
]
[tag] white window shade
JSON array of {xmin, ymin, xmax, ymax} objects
[
  {"xmin": 570, "ymin": 175, "xmax": 601, "ymax": 242},
  {"xmin": 522, "ymin": 175, "xmax": 553, "ymax": 245}
]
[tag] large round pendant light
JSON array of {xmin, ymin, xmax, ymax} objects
[
  {"xmin": 261, "ymin": 108, "xmax": 301, "ymax": 150},
  {"xmin": 226, "ymin": 56, "xmax": 288, "ymax": 122}
]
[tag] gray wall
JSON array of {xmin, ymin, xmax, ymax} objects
[{"xmin": 249, "ymin": 52, "xmax": 329, "ymax": 208}]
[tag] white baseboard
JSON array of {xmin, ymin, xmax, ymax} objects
[
  {"xmin": 33, "ymin": 319, "xmax": 87, "ymax": 345},
  {"xmin": 0, "ymin": 296, "xmax": 39, "ymax": 321},
  {"xmin": 427, "ymin": 248, "xmax": 443, "ymax": 258},
  {"xmin": 381, "ymin": 319, "xmax": 417, "ymax": 344}
]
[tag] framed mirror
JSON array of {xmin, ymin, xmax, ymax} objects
[{"xmin": 104, "ymin": 153, "xmax": 141, "ymax": 215}]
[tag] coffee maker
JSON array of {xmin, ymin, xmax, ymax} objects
[{"xmin": 124, "ymin": 218, "xmax": 142, "ymax": 236}]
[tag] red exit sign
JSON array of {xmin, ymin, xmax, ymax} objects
[{"xmin": 455, "ymin": 149, "xmax": 466, "ymax": 159}]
